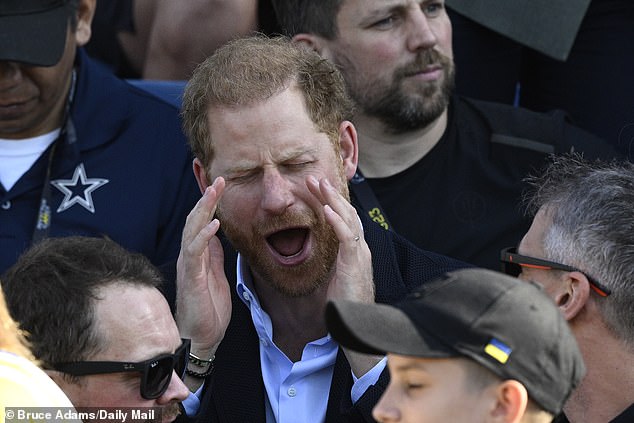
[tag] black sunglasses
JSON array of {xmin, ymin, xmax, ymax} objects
[
  {"xmin": 54, "ymin": 338, "xmax": 190, "ymax": 399},
  {"xmin": 500, "ymin": 247, "xmax": 611, "ymax": 297}
]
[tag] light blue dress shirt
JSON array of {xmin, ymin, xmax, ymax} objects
[
  {"xmin": 235, "ymin": 254, "xmax": 386, "ymax": 423},
  {"xmin": 182, "ymin": 384, "xmax": 203, "ymax": 416}
]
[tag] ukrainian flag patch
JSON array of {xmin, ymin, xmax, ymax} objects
[{"xmin": 484, "ymin": 338, "xmax": 512, "ymax": 364}]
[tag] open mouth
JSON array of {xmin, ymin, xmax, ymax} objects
[{"xmin": 266, "ymin": 227, "xmax": 309, "ymax": 258}]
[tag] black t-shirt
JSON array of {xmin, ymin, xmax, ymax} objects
[
  {"xmin": 352, "ymin": 96, "xmax": 620, "ymax": 270},
  {"xmin": 553, "ymin": 402, "xmax": 634, "ymax": 423}
]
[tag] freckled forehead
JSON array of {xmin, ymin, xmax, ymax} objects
[
  {"xmin": 206, "ymin": 88, "xmax": 332, "ymax": 169},
  {"xmin": 207, "ymin": 87, "xmax": 315, "ymax": 135}
]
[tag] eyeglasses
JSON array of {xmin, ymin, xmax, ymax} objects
[
  {"xmin": 500, "ymin": 247, "xmax": 611, "ymax": 297},
  {"xmin": 54, "ymin": 338, "xmax": 190, "ymax": 399}
]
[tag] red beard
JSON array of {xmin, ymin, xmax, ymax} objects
[{"xmin": 218, "ymin": 206, "xmax": 340, "ymax": 298}]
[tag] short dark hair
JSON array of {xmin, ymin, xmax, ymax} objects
[
  {"xmin": 1, "ymin": 236, "xmax": 163, "ymax": 369},
  {"xmin": 272, "ymin": 0, "xmax": 343, "ymax": 38}
]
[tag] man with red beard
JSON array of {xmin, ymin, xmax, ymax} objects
[
  {"xmin": 272, "ymin": 0, "xmax": 622, "ymax": 271},
  {"xmin": 175, "ymin": 36, "xmax": 469, "ymax": 422}
]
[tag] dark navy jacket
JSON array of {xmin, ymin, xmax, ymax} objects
[
  {"xmin": 0, "ymin": 50, "xmax": 200, "ymax": 274},
  {"xmin": 185, "ymin": 212, "xmax": 472, "ymax": 423}
]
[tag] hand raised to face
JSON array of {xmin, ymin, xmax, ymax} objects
[
  {"xmin": 306, "ymin": 175, "xmax": 375, "ymax": 304},
  {"xmin": 176, "ymin": 177, "xmax": 231, "ymax": 361}
]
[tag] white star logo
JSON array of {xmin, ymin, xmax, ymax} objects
[{"xmin": 51, "ymin": 163, "xmax": 109, "ymax": 213}]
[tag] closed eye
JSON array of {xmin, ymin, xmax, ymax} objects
[
  {"xmin": 285, "ymin": 161, "xmax": 312, "ymax": 169},
  {"xmin": 226, "ymin": 170, "xmax": 259, "ymax": 184},
  {"xmin": 280, "ymin": 160, "xmax": 316, "ymax": 173}
]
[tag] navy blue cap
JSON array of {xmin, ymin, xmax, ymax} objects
[{"xmin": 0, "ymin": 0, "xmax": 71, "ymax": 66}]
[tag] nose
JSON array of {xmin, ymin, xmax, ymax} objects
[
  {"xmin": 0, "ymin": 62, "xmax": 22, "ymax": 88},
  {"xmin": 156, "ymin": 370, "xmax": 190, "ymax": 404},
  {"xmin": 260, "ymin": 168, "xmax": 294, "ymax": 215},
  {"xmin": 371, "ymin": 385, "xmax": 400, "ymax": 422},
  {"xmin": 406, "ymin": 8, "xmax": 438, "ymax": 52}
]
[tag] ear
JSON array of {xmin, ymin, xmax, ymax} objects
[
  {"xmin": 292, "ymin": 33, "xmax": 329, "ymax": 57},
  {"xmin": 489, "ymin": 380, "xmax": 528, "ymax": 423},
  {"xmin": 337, "ymin": 120, "xmax": 359, "ymax": 181},
  {"xmin": 74, "ymin": 0, "xmax": 96, "ymax": 46},
  {"xmin": 558, "ymin": 271, "xmax": 591, "ymax": 321},
  {"xmin": 192, "ymin": 158, "xmax": 211, "ymax": 194}
]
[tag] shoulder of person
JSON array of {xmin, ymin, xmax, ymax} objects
[
  {"xmin": 458, "ymin": 96, "xmax": 622, "ymax": 160},
  {"xmin": 360, "ymin": 211, "xmax": 473, "ymax": 303},
  {"xmin": 76, "ymin": 49, "xmax": 185, "ymax": 118}
]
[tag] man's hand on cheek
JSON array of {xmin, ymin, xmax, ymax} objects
[{"xmin": 306, "ymin": 176, "xmax": 375, "ymax": 304}]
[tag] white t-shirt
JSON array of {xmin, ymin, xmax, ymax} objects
[{"xmin": 0, "ymin": 130, "xmax": 60, "ymax": 191}]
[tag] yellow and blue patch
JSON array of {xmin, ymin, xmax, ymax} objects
[{"xmin": 484, "ymin": 338, "xmax": 512, "ymax": 364}]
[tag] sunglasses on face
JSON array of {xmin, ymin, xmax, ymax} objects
[
  {"xmin": 54, "ymin": 338, "xmax": 190, "ymax": 399},
  {"xmin": 500, "ymin": 247, "xmax": 611, "ymax": 297}
]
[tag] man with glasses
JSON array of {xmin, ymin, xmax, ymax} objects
[
  {"xmin": 500, "ymin": 154, "xmax": 634, "ymax": 423},
  {"xmin": 1, "ymin": 236, "xmax": 194, "ymax": 422}
]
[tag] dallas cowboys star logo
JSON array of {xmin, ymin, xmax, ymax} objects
[{"xmin": 51, "ymin": 163, "xmax": 109, "ymax": 213}]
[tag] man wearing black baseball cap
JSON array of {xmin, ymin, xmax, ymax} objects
[
  {"xmin": 326, "ymin": 268, "xmax": 585, "ymax": 423},
  {"xmin": 0, "ymin": 0, "xmax": 74, "ymax": 66},
  {"xmin": 0, "ymin": 1, "xmax": 199, "ymax": 290}
]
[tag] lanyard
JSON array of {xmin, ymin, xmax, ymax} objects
[
  {"xmin": 31, "ymin": 70, "xmax": 77, "ymax": 244},
  {"xmin": 349, "ymin": 170, "xmax": 392, "ymax": 231}
]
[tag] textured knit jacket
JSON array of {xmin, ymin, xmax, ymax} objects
[{"xmin": 188, "ymin": 212, "xmax": 471, "ymax": 423}]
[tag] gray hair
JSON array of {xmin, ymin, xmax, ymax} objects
[{"xmin": 524, "ymin": 153, "xmax": 634, "ymax": 348}]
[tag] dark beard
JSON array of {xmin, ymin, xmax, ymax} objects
[
  {"xmin": 343, "ymin": 49, "xmax": 454, "ymax": 134},
  {"xmin": 218, "ymin": 206, "xmax": 340, "ymax": 298},
  {"xmin": 154, "ymin": 404, "xmax": 181, "ymax": 422}
]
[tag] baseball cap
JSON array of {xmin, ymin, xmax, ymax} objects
[
  {"xmin": 325, "ymin": 268, "xmax": 586, "ymax": 415},
  {"xmin": 0, "ymin": 0, "xmax": 71, "ymax": 66}
]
